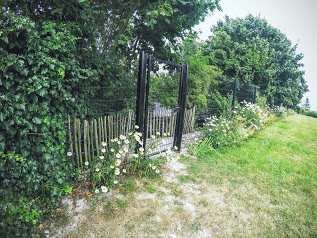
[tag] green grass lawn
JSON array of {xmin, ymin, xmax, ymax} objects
[
  {"xmin": 183, "ymin": 114, "xmax": 317, "ymax": 237},
  {"xmin": 55, "ymin": 114, "xmax": 317, "ymax": 238}
]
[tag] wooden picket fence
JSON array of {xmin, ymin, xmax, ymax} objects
[{"xmin": 68, "ymin": 107, "xmax": 195, "ymax": 168}]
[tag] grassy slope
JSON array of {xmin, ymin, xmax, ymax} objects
[
  {"xmin": 61, "ymin": 114, "xmax": 317, "ymax": 238},
  {"xmin": 184, "ymin": 114, "xmax": 317, "ymax": 237}
]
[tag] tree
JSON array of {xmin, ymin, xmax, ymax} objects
[
  {"xmin": 203, "ymin": 15, "xmax": 308, "ymax": 108},
  {"xmin": 303, "ymin": 97, "xmax": 311, "ymax": 111},
  {"xmin": 90, "ymin": 0, "xmax": 221, "ymax": 63},
  {"xmin": 179, "ymin": 38, "xmax": 222, "ymax": 112}
]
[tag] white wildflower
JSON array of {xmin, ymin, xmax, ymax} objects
[
  {"xmin": 101, "ymin": 186, "xmax": 108, "ymax": 193},
  {"xmin": 115, "ymin": 159, "xmax": 121, "ymax": 166}
]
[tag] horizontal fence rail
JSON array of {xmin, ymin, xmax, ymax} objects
[{"xmin": 68, "ymin": 107, "xmax": 195, "ymax": 168}]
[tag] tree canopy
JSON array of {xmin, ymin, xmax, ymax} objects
[
  {"xmin": 0, "ymin": 1, "xmax": 222, "ymax": 235},
  {"xmin": 203, "ymin": 14, "xmax": 308, "ymax": 108}
]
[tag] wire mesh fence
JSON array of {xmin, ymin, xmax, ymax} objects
[
  {"xmin": 196, "ymin": 78, "xmax": 257, "ymax": 127},
  {"xmin": 67, "ymin": 54, "xmax": 195, "ymax": 167}
]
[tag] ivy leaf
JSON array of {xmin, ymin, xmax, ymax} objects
[
  {"xmin": 32, "ymin": 117, "xmax": 42, "ymax": 125},
  {"xmin": 1, "ymin": 36, "xmax": 8, "ymax": 44}
]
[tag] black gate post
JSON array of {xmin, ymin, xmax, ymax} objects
[
  {"xmin": 253, "ymin": 87, "xmax": 257, "ymax": 104},
  {"xmin": 232, "ymin": 78, "xmax": 238, "ymax": 112},
  {"xmin": 143, "ymin": 55, "xmax": 151, "ymax": 149},
  {"xmin": 135, "ymin": 51, "xmax": 147, "ymax": 135},
  {"xmin": 173, "ymin": 64, "xmax": 188, "ymax": 151}
]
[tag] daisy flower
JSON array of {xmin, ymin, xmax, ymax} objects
[
  {"xmin": 115, "ymin": 159, "xmax": 121, "ymax": 166},
  {"xmin": 67, "ymin": 152, "xmax": 72, "ymax": 156},
  {"xmin": 101, "ymin": 186, "xmax": 108, "ymax": 193}
]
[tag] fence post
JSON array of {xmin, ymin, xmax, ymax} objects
[
  {"xmin": 232, "ymin": 78, "xmax": 238, "ymax": 112},
  {"xmin": 143, "ymin": 55, "xmax": 151, "ymax": 149},
  {"xmin": 253, "ymin": 87, "xmax": 257, "ymax": 104},
  {"xmin": 173, "ymin": 64, "xmax": 188, "ymax": 151},
  {"xmin": 135, "ymin": 51, "xmax": 147, "ymax": 135}
]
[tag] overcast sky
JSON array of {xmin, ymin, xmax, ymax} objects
[{"xmin": 194, "ymin": 0, "xmax": 317, "ymax": 111}]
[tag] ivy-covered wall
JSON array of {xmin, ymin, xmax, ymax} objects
[{"xmin": 0, "ymin": 12, "xmax": 96, "ymax": 236}]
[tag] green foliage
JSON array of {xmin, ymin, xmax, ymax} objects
[
  {"xmin": 197, "ymin": 103, "xmax": 279, "ymax": 152},
  {"xmin": 207, "ymin": 90, "xmax": 233, "ymax": 117},
  {"xmin": 149, "ymin": 71, "xmax": 180, "ymax": 109},
  {"xmin": 270, "ymin": 106, "xmax": 295, "ymax": 118},
  {"xmin": 187, "ymin": 137, "xmax": 214, "ymax": 157},
  {"xmin": 90, "ymin": 0, "xmax": 221, "ymax": 62},
  {"xmin": 180, "ymin": 40, "xmax": 222, "ymax": 112},
  {"xmin": 0, "ymin": 11, "xmax": 96, "ymax": 236},
  {"xmin": 203, "ymin": 14, "xmax": 308, "ymax": 108},
  {"xmin": 202, "ymin": 115, "xmax": 242, "ymax": 148},
  {"xmin": 85, "ymin": 130, "xmax": 178, "ymax": 195},
  {"xmin": 297, "ymin": 106, "xmax": 317, "ymax": 118},
  {"xmin": 304, "ymin": 110, "xmax": 317, "ymax": 118}
]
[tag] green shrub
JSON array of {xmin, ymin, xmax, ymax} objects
[
  {"xmin": 202, "ymin": 115, "xmax": 242, "ymax": 148},
  {"xmin": 197, "ymin": 102, "xmax": 273, "ymax": 153},
  {"xmin": 0, "ymin": 12, "xmax": 96, "ymax": 236},
  {"xmin": 298, "ymin": 107, "xmax": 317, "ymax": 118},
  {"xmin": 305, "ymin": 110, "xmax": 317, "ymax": 118}
]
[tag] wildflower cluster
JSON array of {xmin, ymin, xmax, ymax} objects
[
  {"xmin": 129, "ymin": 133, "xmax": 179, "ymax": 178},
  {"xmin": 201, "ymin": 102, "xmax": 273, "ymax": 149},
  {"xmin": 235, "ymin": 101, "xmax": 269, "ymax": 130},
  {"xmin": 74, "ymin": 125, "xmax": 178, "ymax": 194},
  {"xmin": 203, "ymin": 116, "xmax": 239, "ymax": 148},
  {"xmin": 270, "ymin": 105, "xmax": 295, "ymax": 117},
  {"xmin": 84, "ymin": 132, "xmax": 136, "ymax": 194}
]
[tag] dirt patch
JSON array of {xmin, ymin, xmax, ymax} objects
[{"xmin": 48, "ymin": 141, "xmax": 277, "ymax": 238}]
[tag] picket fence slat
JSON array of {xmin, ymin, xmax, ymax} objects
[{"xmin": 68, "ymin": 108, "xmax": 195, "ymax": 168}]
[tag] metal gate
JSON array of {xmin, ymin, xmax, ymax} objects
[{"xmin": 135, "ymin": 52, "xmax": 188, "ymax": 153}]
